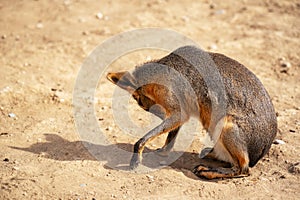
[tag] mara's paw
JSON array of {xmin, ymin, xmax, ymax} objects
[
  {"xmin": 193, "ymin": 165, "xmax": 236, "ymax": 179},
  {"xmin": 193, "ymin": 165, "xmax": 212, "ymax": 179}
]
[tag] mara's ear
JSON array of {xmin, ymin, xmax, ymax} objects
[{"xmin": 106, "ymin": 71, "xmax": 137, "ymax": 93}]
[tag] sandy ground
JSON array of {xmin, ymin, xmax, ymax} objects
[{"xmin": 0, "ymin": 0, "xmax": 300, "ymax": 199}]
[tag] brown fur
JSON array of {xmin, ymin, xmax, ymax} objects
[{"xmin": 106, "ymin": 46, "xmax": 277, "ymax": 179}]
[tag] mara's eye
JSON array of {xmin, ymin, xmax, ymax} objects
[
  {"xmin": 138, "ymin": 98, "xmax": 143, "ymax": 107},
  {"xmin": 132, "ymin": 94, "xmax": 139, "ymax": 102},
  {"xmin": 132, "ymin": 94, "xmax": 142, "ymax": 106}
]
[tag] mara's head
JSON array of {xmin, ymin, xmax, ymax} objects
[{"xmin": 106, "ymin": 71, "xmax": 168, "ymax": 118}]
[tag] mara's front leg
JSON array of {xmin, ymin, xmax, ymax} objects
[
  {"xmin": 155, "ymin": 126, "xmax": 181, "ymax": 157},
  {"xmin": 130, "ymin": 114, "xmax": 184, "ymax": 170}
]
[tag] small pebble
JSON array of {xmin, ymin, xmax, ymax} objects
[
  {"xmin": 105, "ymin": 127, "xmax": 112, "ymax": 131},
  {"xmin": 146, "ymin": 56, "xmax": 152, "ymax": 61},
  {"xmin": 279, "ymin": 57, "xmax": 292, "ymax": 73},
  {"xmin": 101, "ymin": 106, "xmax": 106, "ymax": 110},
  {"xmin": 208, "ymin": 44, "xmax": 218, "ymax": 50},
  {"xmin": 280, "ymin": 61, "xmax": 291, "ymax": 68},
  {"xmin": 280, "ymin": 62, "xmax": 291, "ymax": 73},
  {"xmin": 3, "ymin": 158, "xmax": 9, "ymax": 162},
  {"xmin": 215, "ymin": 9, "xmax": 226, "ymax": 15},
  {"xmin": 146, "ymin": 174, "xmax": 154, "ymax": 182},
  {"xmin": 181, "ymin": 15, "xmax": 189, "ymax": 22},
  {"xmin": 63, "ymin": 0, "xmax": 71, "ymax": 5},
  {"xmin": 259, "ymin": 177, "xmax": 269, "ymax": 181},
  {"xmin": 36, "ymin": 22, "xmax": 44, "ymax": 29},
  {"xmin": 209, "ymin": 3, "xmax": 216, "ymax": 9},
  {"xmin": 38, "ymin": 152, "xmax": 46, "ymax": 158},
  {"xmin": 279, "ymin": 175, "xmax": 286, "ymax": 179},
  {"xmin": 96, "ymin": 12, "xmax": 103, "ymax": 19},
  {"xmin": 0, "ymin": 86, "xmax": 11, "ymax": 93},
  {"xmin": 1, "ymin": 34, "xmax": 6, "ymax": 39},
  {"xmin": 82, "ymin": 31, "xmax": 89, "ymax": 35},
  {"xmin": 273, "ymin": 139, "xmax": 285, "ymax": 145},
  {"xmin": 79, "ymin": 183, "xmax": 87, "ymax": 187},
  {"xmin": 8, "ymin": 113, "xmax": 16, "ymax": 118}
]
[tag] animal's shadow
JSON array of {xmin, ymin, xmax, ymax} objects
[{"xmin": 10, "ymin": 133, "xmax": 228, "ymax": 181}]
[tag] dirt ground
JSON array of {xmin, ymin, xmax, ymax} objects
[{"xmin": 1, "ymin": 0, "xmax": 300, "ymax": 199}]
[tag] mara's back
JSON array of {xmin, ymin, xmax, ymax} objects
[{"xmin": 155, "ymin": 46, "xmax": 277, "ymax": 167}]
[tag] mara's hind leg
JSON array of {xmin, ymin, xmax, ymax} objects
[
  {"xmin": 194, "ymin": 119, "xmax": 250, "ymax": 179},
  {"xmin": 155, "ymin": 127, "xmax": 181, "ymax": 157}
]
